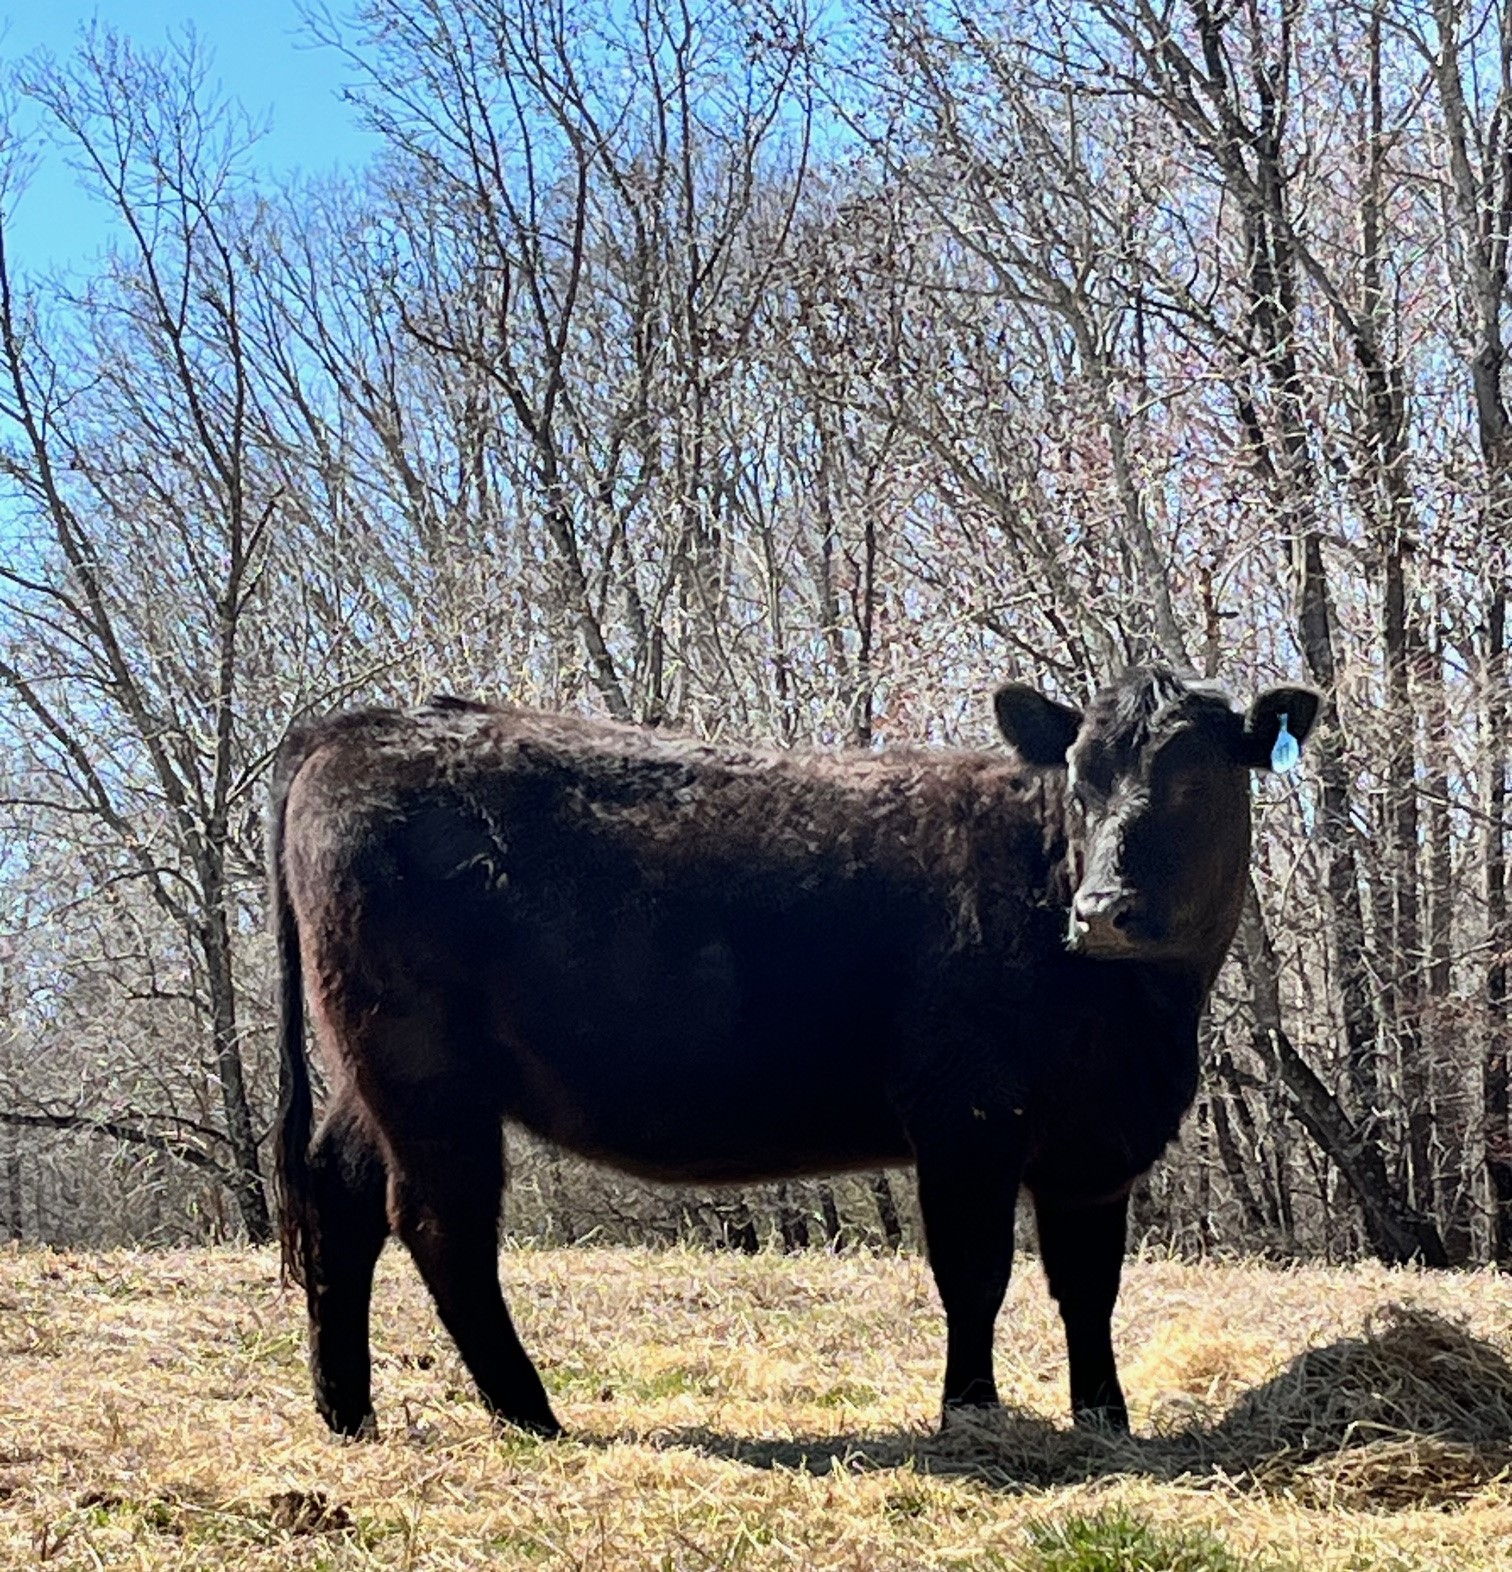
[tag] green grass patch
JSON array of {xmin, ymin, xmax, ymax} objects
[
  {"xmin": 624, "ymin": 1362, "xmax": 721, "ymax": 1400},
  {"xmin": 816, "ymin": 1378, "xmax": 879, "ymax": 1409},
  {"xmin": 1023, "ymin": 1509, "xmax": 1279, "ymax": 1572}
]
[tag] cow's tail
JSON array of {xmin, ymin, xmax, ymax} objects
[{"xmin": 270, "ymin": 728, "xmax": 318, "ymax": 1289}]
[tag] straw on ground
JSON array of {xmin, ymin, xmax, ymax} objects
[{"xmin": 2, "ymin": 1245, "xmax": 1510, "ymax": 1568}]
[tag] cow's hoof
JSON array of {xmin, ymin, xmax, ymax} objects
[
  {"xmin": 938, "ymin": 1398, "xmax": 1001, "ymax": 1435},
  {"xmin": 508, "ymin": 1412, "xmax": 564, "ymax": 1440},
  {"xmin": 321, "ymin": 1407, "xmax": 378, "ymax": 1440},
  {"xmin": 1072, "ymin": 1404, "xmax": 1130, "ymax": 1436}
]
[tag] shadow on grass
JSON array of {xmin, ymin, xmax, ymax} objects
[{"xmin": 649, "ymin": 1305, "xmax": 1512, "ymax": 1511}]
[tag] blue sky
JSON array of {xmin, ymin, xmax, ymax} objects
[{"xmin": 1, "ymin": 2, "xmax": 379, "ymax": 270}]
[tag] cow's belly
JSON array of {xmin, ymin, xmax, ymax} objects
[
  {"xmin": 514, "ymin": 1075, "xmax": 913, "ymax": 1184},
  {"xmin": 492, "ymin": 979, "xmax": 914, "ymax": 1181},
  {"xmin": 483, "ymin": 899, "xmax": 917, "ymax": 1183}
]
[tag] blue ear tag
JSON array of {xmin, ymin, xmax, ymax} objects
[{"xmin": 1270, "ymin": 713, "xmax": 1300, "ymax": 774}]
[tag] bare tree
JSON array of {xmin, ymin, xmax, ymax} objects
[{"xmin": 0, "ymin": 32, "xmax": 296, "ymax": 1241}]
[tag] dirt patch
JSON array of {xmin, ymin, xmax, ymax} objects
[{"xmin": 266, "ymin": 1487, "xmax": 355, "ymax": 1535}]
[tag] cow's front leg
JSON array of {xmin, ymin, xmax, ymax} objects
[
  {"xmin": 914, "ymin": 1122, "xmax": 1023, "ymax": 1416},
  {"xmin": 1033, "ymin": 1189, "xmax": 1130, "ymax": 1432}
]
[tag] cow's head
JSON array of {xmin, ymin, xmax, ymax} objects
[{"xmin": 994, "ymin": 666, "xmax": 1319, "ymax": 965}]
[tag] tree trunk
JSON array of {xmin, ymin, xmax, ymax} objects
[
  {"xmin": 1238, "ymin": 884, "xmax": 1448, "ymax": 1265},
  {"xmin": 5, "ymin": 1144, "xmax": 21, "ymax": 1242},
  {"xmin": 1426, "ymin": 0, "xmax": 1512, "ymax": 1267},
  {"xmin": 1209, "ymin": 1085, "xmax": 1273, "ymax": 1243},
  {"xmin": 199, "ymin": 887, "xmax": 271, "ymax": 1245},
  {"xmin": 1357, "ymin": 0, "xmax": 1433, "ymax": 1230},
  {"xmin": 1425, "ymin": 610, "xmax": 1472, "ymax": 1262},
  {"xmin": 869, "ymin": 1172, "xmax": 904, "ymax": 1251},
  {"xmin": 1381, "ymin": 541, "xmax": 1434, "ymax": 1222},
  {"xmin": 776, "ymin": 1184, "xmax": 810, "ymax": 1253},
  {"xmin": 722, "ymin": 1198, "xmax": 760, "ymax": 1254},
  {"xmin": 1484, "ymin": 588, "xmax": 1512, "ymax": 1266},
  {"xmin": 1194, "ymin": 0, "xmax": 1385, "ymax": 1137},
  {"xmin": 818, "ymin": 1184, "xmax": 844, "ymax": 1249}
]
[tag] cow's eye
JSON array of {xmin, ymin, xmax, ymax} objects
[
  {"xmin": 1163, "ymin": 773, "xmax": 1206, "ymax": 810},
  {"xmin": 1072, "ymin": 746, "xmax": 1115, "ymax": 798},
  {"xmin": 1151, "ymin": 734, "xmax": 1213, "ymax": 806}
]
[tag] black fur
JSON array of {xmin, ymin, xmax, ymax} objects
[{"xmin": 270, "ymin": 664, "xmax": 1316, "ymax": 1438}]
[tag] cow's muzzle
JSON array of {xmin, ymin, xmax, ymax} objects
[{"xmin": 1067, "ymin": 887, "xmax": 1144, "ymax": 955}]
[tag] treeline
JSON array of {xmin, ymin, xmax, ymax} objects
[{"xmin": 0, "ymin": 0, "xmax": 1507, "ymax": 1266}]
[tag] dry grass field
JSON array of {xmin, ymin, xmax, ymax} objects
[{"xmin": 2, "ymin": 1244, "xmax": 1511, "ymax": 1570}]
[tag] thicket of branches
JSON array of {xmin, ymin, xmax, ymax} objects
[{"xmin": 0, "ymin": 0, "xmax": 1508, "ymax": 1265}]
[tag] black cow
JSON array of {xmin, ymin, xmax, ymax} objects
[{"xmin": 269, "ymin": 665, "xmax": 1317, "ymax": 1439}]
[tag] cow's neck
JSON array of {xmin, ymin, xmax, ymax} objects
[{"xmin": 1127, "ymin": 959, "xmax": 1214, "ymax": 1027}]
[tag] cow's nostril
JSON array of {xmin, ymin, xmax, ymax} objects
[{"xmin": 1072, "ymin": 889, "xmax": 1142, "ymax": 944}]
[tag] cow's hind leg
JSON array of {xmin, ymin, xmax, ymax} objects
[
  {"xmin": 305, "ymin": 1096, "xmax": 389, "ymax": 1438},
  {"xmin": 1033, "ymin": 1190, "xmax": 1130, "ymax": 1432},
  {"xmin": 914, "ymin": 1123, "xmax": 1023, "ymax": 1416},
  {"xmin": 387, "ymin": 1112, "xmax": 561, "ymax": 1438}
]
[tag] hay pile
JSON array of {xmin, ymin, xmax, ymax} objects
[
  {"xmin": 1209, "ymin": 1304, "xmax": 1512, "ymax": 1508},
  {"xmin": 922, "ymin": 1304, "xmax": 1512, "ymax": 1511}
]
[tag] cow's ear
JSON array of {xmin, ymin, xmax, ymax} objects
[
  {"xmin": 993, "ymin": 684, "xmax": 1083, "ymax": 767},
  {"xmin": 1241, "ymin": 686, "xmax": 1321, "ymax": 772}
]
